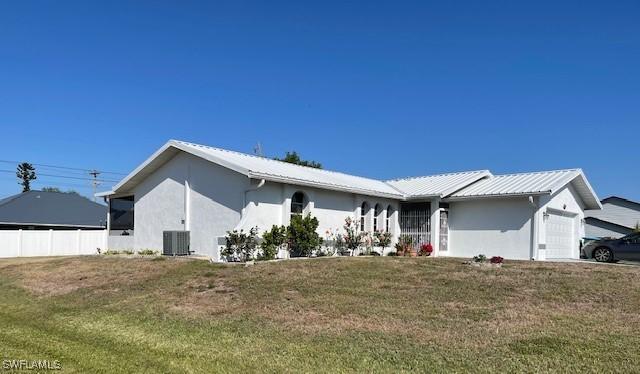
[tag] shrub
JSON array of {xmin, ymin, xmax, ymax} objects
[
  {"xmin": 104, "ymin": 250, "xmax": 121, "ymax": 255},
  {"xmin": 121, "ymin": 250, "xmax": 134, "ymax": 255},
  {"xmin": 490, "ymin": 256, "xmax": 504, "ymax": 264},
  {"xmin": 473, "ymin": 254, "xmax": 487, "ymax": 263},
  {"xmin": 387, "ymin": 251, "xmax": 398, "ymax": 256},
  {"xmin": 419, "ymin": 243, "xmax": 434, "ymax": 256},
  {"xmin": 322, "ymin": 229, "xmax": 343, "ymax": 256},
  {"xmin": 399, "ymin": 235, "xmax": 414, "ymax": 256},
  {"xmin": 287, "ymin": 214, "xmax": 322, "ymax": 257},
  {"xmin": 222, "ymin": 227, "xmax": 259, "ymax": 262},
  {"xmin": 374, "ymin": 231, "xmax": 392, "ymax": 254},
  {"xmin": 360, "ymin": 232, "xmax": 373, "ymax": 255},
  {"xmin": 260, "ymin": 225, "xmax": 286, "ymax": 261},
  {"xmin": 137, "ymin": 249, "xmax": 158, "ymax": 256}
]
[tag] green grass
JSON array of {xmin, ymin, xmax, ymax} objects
[{"xmin": 1, "ymin": 256, "xmax": 639, "ymax": 373}]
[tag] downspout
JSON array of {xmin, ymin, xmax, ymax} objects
[
  {"xmin": 528, "ymin": 196, "xmax": 539, "ymax": 260},
  {"xmin": 235, "ymin": 178, "xmax": 266, "ymax": 230}
]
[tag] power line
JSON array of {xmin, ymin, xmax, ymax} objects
[
  {"xmin": 0, "ymin": 159, "xmax": 127, "ymax": 176},
  {"xmin": 0, "ymin": 169, "xmax": 120, "ymax": 183}
]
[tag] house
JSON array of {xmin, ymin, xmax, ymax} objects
[
  {"xmin": 97, "ymin": 140, "xmax": 601, "ymax": 261},
  {"xmin": 584, "ymin": 196, "xmax": 640, "ymax": 238},
  {"xmin": 0, "ymin": 190, "xmax": 107, "ymax": 230}
]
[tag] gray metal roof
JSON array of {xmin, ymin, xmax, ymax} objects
[
  {"xmin": 386, "ymin": 170, "xmax": 492, "ymax": 198},
  {"xmin": 449, "ymin": 169, "xmax": 601, "ymax": 209},
  {"xmin": 0, "ymin": 190, "xmax": 107, "ymax": 228}
]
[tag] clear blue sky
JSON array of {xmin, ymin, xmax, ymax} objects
[{"xmin": 1, "ymin": 1, "xmax": 638, "ymax": 201}]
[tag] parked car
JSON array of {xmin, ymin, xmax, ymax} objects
[{"xmin": 582, "ymin": 233, "xmax": 640, "ymax": 262}]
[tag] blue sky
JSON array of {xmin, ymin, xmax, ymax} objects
[{"xmin": 0, "ymin": 1, "xmax": 638, "ymax": 201}]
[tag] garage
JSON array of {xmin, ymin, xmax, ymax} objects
[{"xmin": 545, "ymin": 210, "xmax": 577, "ymax": 259}]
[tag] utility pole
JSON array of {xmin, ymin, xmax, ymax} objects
[{"xmin": 89, "ymin": 170, "xmax": 101, "ymax": 202}]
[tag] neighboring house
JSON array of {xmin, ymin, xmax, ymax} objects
[
  {"xmin": 584, "ymin": 196, "xmax": 640, "ymax": 238},
  {"xmin": 97, "ymin": 140, "xmax": 601, "ymax": 261},
  {"xmin": 0, "ymin": 190, "xmax": 107, "ymax": 230}
]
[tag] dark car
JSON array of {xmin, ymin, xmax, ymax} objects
[{"xmin": 582, "ymin": 233, "xmax": 640, "ymax": 262}]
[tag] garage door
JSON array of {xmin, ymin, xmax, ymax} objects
[{"xmin": 545, "ymin": 211, "xmax": 576, "ymax": 259}]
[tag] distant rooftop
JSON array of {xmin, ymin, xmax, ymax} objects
[{"xmin": 0, "ymin": 190, "xmax": 107, "ymax": 228}]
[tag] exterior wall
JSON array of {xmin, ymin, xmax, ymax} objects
[
  {"xmin": 446, "ymin": 185, "xmax": 589, "ymax": 261},
  {"xmin": 585, "ymin": 218, "xmax": 631, "ymax": 238},
  {"xmin": 447, "ymin": 198, "xmax": 534, "ymax": 260},
  {"xmin": 108, "ymin": 152, "xmax": 248, "ymax": 259},
  {"xmin": 537, "ymin": 184, "xmax": 586, "ymax": 259},
  {"xmin": 241, "ymin": 183, "xmax": 401, "ymax": 246},
  {"xmin": 108, "ymin": 152, "xmax": 401, "ymax": 260}
]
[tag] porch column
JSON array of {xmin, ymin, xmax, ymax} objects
[{"xmin": 430, "ymin": 199, "xmax": 441, "ymax": 257}]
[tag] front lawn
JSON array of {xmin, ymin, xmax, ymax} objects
[{"xmin": 0, "ymin": 256, "xmax": 639, "ymax": 372}]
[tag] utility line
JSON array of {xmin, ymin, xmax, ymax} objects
[
  {"xmin": 0, "ymin": 159, "xmax": 127, "ymax": 175},
  {"xmin": 0, "ymin": 169, "xmax": 120, "ymax": 183}
]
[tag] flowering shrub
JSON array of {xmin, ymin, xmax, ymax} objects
[
  {"xmin": 490, "ymin": 256, "xmax": 504, "ymax": 264},
  {"xmin": 343, "ymin": 217, "xmax": 363, "ymax": 255},
  {"xmin": 419, "ymin": 243, "xmax": 434, "ymax": 256}
]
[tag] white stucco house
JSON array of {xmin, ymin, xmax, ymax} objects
[{"xmin": 97, "ymin": 140, "xmax": 601, "ymax": 261}]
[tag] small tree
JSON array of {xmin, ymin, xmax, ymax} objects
[
  {"xmin": 222, "ymin": 227, "xmax": 259, "ymax": 262},
  {"xmin": 634, "ymin": 222, "xmax": 640, "ymax": 233},
  {"xmin": 342, "ymin": 217, "xmax": 363, "ymax": 256},
  {"xmin": 260, "ymin": 225, "xmax": 287, "ymax": 260},
  {"xmin": 16, "ymin": 162, "xmax": 36, "ymax": 192},
  {"xmin": 287, "ymin": 214, "xmax": 322, "ymax": 257}
]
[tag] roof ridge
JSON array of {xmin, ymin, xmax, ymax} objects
[
  {"xmin": 172, "ymin": 139, "xmax": 389, "ymax": 183},
  {"xmin": 492, "ymin": 168, "xmax": 580, "ymax": 178},
  {"xmin": 386, "ymin": 170, "xmax": 490, "ymax": 183}
]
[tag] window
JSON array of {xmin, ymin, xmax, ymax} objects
[
  {"xmin": 373, "ymin": 204, "xmax": 381, "ymax": 232},
  {"xmin": 110, "ymin": 196, "xmax": 134, "ymax": 234},
  {"xmin": 385, "ymin": 205, "xmax": 393, "ymax": 232},
  {"xmin": 360, "ymin": 202, "xmax": 369, "ymax": 232},
  {"xmin": 291, "ymin": 192, "xmax": 305, "ymax": 220}
]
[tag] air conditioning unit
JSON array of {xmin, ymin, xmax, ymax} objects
[{"xmin": 163, "ymin": 231, "xmax": 190, "ymax": 256}]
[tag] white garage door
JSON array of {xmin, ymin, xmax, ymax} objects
[{"xmin": 545, "ymin": 211, "xmax": 576, "ymax": 259}]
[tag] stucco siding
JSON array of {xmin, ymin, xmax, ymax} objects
[
  {"xmin": 538, "ymin": 184, "xmax": 585, "ymax": 259},
  {"xmin": 109, "ymin": 152, "xmax": 247, "ymax": 257},
  {"xmin": 132, "ymin": 152, "xmax": 188, "ymax": 251},
  {"xmin": 448, "ymin": 198, "xmax": 533, "ymax": 260},
  {"xmin": 187, "ymin": 154, "xmax": 247, "ymax": 258}
]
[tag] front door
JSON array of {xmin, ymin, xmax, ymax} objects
[{"xmin": 439, "ymin": 209, "xmax": 449, "ymax": 252}]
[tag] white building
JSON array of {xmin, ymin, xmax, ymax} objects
[{"xmin": 98, "ymin": 140, "xmax": 601, "ymax": 261}]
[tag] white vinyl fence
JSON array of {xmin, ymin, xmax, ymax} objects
[{"xmin": 0, "ymin": 229, "xmax": 107, "ymax": 258}]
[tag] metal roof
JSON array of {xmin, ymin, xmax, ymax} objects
[
  {"xmin": 111, "ymin": 140, "xmax": 404, "ymax": 199},
  {"xmin": 0, "ymin": 190, "xmax": 107, "ymax": 228},
  {"xmin": 386, "ymin": 170, "xmax": 492, "ymax": 199},
  {"xmin": 102, "ymin": 140, "xmax": 602, "ymax": 208},
  {"xmin": 449, "ymin": 169, "xmax": 602, "ymax": 209}
]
